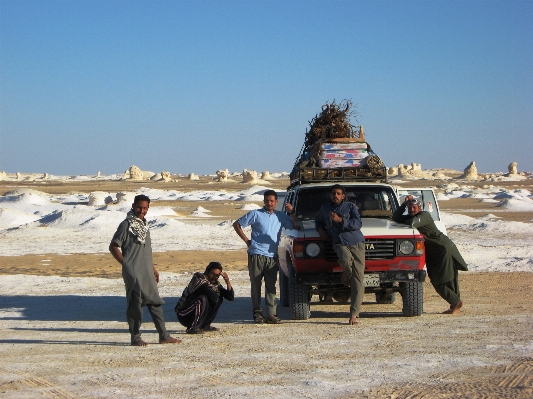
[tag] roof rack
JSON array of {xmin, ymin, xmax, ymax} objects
[{"xmin": 289, "ymin": 166, "xmax": 388, "ymax": 189}]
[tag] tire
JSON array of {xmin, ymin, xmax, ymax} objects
[
  {"xmin": 287, "ymin": 259, "xmax": 310, "ymax": 320},
  {"xmin": 279, "ymin": 270, "xmax": 289, "ymax": 307},
  {"xmin": 375, "ymin": 291, "xmax": 396, "ymax": 304},
  {"xmin": 400, "ymin": 281, "xmax": 423, "ymax": 317}
]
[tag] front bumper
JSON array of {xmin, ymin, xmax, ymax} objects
[{"xmin": 293, "ymin": 269, "xmax": 426, "ymax": 286}]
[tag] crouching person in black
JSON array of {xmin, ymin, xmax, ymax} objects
[{"xmin": 175, "ymin": 262, "xmax": 234, "ymax": 334}]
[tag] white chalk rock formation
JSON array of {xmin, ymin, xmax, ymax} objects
[
  {"xmin": 97, "ymin": 171, "xmax": 101, "ymax": 177},
  {"xmin": 129, "ymin": 165, "xmax": 144, "ymax": 180},
  {"xmin": 0, "ymin": 171, "xmax": 6, "ymax": 180},
  {"xmin": 242, "ymin": 169, "xmax": 259, "ymax": 184},
  {"xmin": 433, "ymin": 171, "xmax": 447, "ymax": 179},
  {"xmin": 150, "ymin": 171, "xmax": 173, "ymax": 182},
  {"xmin": 128, "ymin": 165, "xmax": 155, "ymax": 180},
  {"xmin": 216, "ymin": 169, "xmax": 230, "ymax": 182},
  {"xmin": 16, "ymin": 172, "xmax": 22, "ymax": 180},
  {"xmin": 388, "ymin": 167, "xmax": 398, "ymax": 176},
  {"xmin": 397, "ymin": 164, "xmax": 410, "ymax": 176},
  {"xmin": 116, "ymin": 192, "xmax": 136, "ymax": 204},
  {"xmin": 43, "ymin": 173, "xmax": 49, "ymax": 179},
  {"xmin": 411, "ymin": 163, "xmax": 422, "ymax": 171},
  {"xmin": 508, "ymin": 162, "xmax": 518, "ymax": 175},
  {"xmin": 459, "ymin": 161, "xmax": 478, "ymax": 180},
  {"xmin": 188, "ymin": 173, "xmax": 199, "ymax": 180},
  {"xmin": 261, "ymin": 171, "xmax": 272, "ymax": 180},
  {"xmin": 161, "ymin": 171, "xmax": 173, "ymax": 182},
  {"xmin": 88, "ymin": 191, "xmax": 113, "ymax": 206}
]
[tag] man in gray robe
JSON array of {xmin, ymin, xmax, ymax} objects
[
  {"xmin": 110, "ymin": 194, "xmax": 181, "ymax": 346},
  {"xmin": 393, "ymin": 196, "xmax": 468, "ymax": 314}
]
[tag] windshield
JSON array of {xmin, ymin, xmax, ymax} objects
[{"xmin": 294, "ymin": 186, "xmax": 398, "ymax": 220}]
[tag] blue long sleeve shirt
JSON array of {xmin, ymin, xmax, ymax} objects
[{"xmin": 315, "ymin": 201, "xmax": 364, "ymax": 246}]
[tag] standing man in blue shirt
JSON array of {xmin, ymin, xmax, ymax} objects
[
  {"xmin": 315, "ymin": 184, "xmax": 365, "ymax": 326},
  {"xmin": 233, "ymin": 190, "xmax": 297, "ymax": 324}
]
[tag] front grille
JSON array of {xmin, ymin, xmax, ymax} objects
[{"xmin": 324, "ymin": 239, "xmax": 396, "ymax": 261}]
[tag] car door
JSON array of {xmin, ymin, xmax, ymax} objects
[{"xmin": 397, "ymin": 188, "xmax": 447, "ymax": 235}]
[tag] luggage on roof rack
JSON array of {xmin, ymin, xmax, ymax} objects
[{"xmin": 289, "ymin": 165, "xmax": 387, "ymax": 188}]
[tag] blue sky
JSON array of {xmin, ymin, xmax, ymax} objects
[{"xmin": 1, "ymin": 0, "xmax": 532, "ymax": 175}]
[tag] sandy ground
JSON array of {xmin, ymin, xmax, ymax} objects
[{"xmin": 1, "ymin": 176, "xmax": 532, "ymax": 398}]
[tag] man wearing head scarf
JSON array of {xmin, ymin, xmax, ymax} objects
[
  {"xmin": 109, "ymin": 194, "xmax": 181, "ymax": 346},
  {"xmin": 393, "ymin": 195, "xmax": 468, "ymax": 314},
  {"xmin": 175, "ymin": 262, "xmax": 234, "ymax": 334},
  {"xmin": 315, "ymin": 184, "xmax": 365, "ymax": 325}
]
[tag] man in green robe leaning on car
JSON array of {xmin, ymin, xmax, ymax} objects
[{"xmin": 393, "ymin": 195, "xmax": 468, "ymax": 314}]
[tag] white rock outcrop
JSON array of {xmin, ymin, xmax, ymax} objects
[
  {"xmin": 128, "ymin": 165, "xmax": 155, "ymax": 180},
  {"xmin": 397, "ymin": 164, "xmax": 410, "ymax": 176},
  {"xmin": 459, "ymin": 161, "xmax": 478, "ymax": 180},
  {"xmin": 261, "ymin": 171, "xmax": 272, "ymax": 180},
  {"xmin": 508, "ymin": 162, "xmax": 518, "ymax": 175},
  {"xmin": 242, "ymin": 169, "xmax": 259, "ymax": 184},
  {"xmin": 388, "ymin": 167, "xmax": 398, "ymax": 176},
  {"xmin": 150, "ymin": 171, "xmax": 173, "ymax": 182},
  {"xmin": 188, "ymin": 173, "xmax": 200, "ymax": 180},
  {"xmin": 88, "ymin": 191, "xmax": 114, "ymax": 206},
  {"xmin": 116, "ymin": 192, "xmax": 136, "ymax": 204},
  {"xmin": 216, "ymin": 169, "xmax": 230, "ymax": 182}
]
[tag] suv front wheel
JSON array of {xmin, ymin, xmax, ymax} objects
[
  {"xmin": 400, "ymin": 281, "xmax": 423, "ymax": 317},
  {"xmin": 287, "ymin": 258, "xmax": 311, "ymax": 320}
]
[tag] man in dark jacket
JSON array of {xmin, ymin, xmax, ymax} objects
[
  {"xmin": 315, "ymin": 184, "xmax": 365, "ymax": 325},
  {"xmin": 393, "ymin": 196, "xmax": 468, "ymax": 314},
  {"xmin": 175, "ymin": 262, "xmax": 234, "ymax": 334}
]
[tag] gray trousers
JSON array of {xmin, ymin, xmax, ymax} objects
[
  {"xmin": 334, "ymin": 242, "xmax": 365, "ymax": 317},
  {"xmin": 127, "ymin": 291, "xmax": 170, "ymax": 344},
  {"xmin": 248, "ymin": 254, "xmax": 278, "ymax": 317}
]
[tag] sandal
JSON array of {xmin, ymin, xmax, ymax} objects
[
  {"xmin": 254, "ymin": 314, "xmax": 265, "ymax": 324},
  {"xmin": 203, "ymin": 325, "xmax": 220, "ymax": 332},
  {"xmin": 265, "ymin": 315, "xmax": 282, "ymax": 324}
]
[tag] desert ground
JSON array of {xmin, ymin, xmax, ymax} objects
[{"xmin": 1, "ymin": 173, "xmax": 532, "ymax": 398}]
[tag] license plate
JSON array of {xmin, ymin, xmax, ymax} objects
[{"xmin": 364, "ymin": 274, "xmax": 380, "ymax": 287}]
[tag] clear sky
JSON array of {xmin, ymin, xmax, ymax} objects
[{"xmin": 1, "ymin": 0, "xmax": 532, "ymax": 176}]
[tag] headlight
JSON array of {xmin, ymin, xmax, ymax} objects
[
  {"xmin": 305, "ymin": 243, "xmax": 321, "ymax": 257},
  {"xmin": 399, "ymin": 240, "xmax": 415, "ymax": 255}
]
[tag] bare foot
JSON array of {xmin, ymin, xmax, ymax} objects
[
  {"xmin": 450, "ymin": 300, "xmax": 464, "ymax": 314},
  {"xmin": 159, "ymin": 336, "xmax": 182, "ymax": 344},
  {"xmin": 348, "ymin": 315, "xmax": 358, "ymax": 325},
  {"xmin": 442, "ymin": 300, "xmax": 464, "ymax": 315},
  {"xmin": 132, "ymin": 339, "xmax": 148, "ymax": 347}
]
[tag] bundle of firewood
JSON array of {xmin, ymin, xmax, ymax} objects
[
  {"xmin": 303, "ymin": 100, "xmax": 360, "ymax": 151},
  {"xmin": 290, "ymin": 100, "xmax": 385, "ymax": 184}
]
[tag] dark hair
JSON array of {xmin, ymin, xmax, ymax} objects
[
  {"xmin": 263, "ymin": 190, "xmax": 278, "ymax": 200},
  {"xmin": 331, "ymin": 184, "xmax": 346, "ymax": 195},
  {"xmin": 205, "ymin": 261, "xmax": 223, "ymax": 274},
  {"xmin": 134, "ymin": 194, "xmax": 151, "ymax": 204}
]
